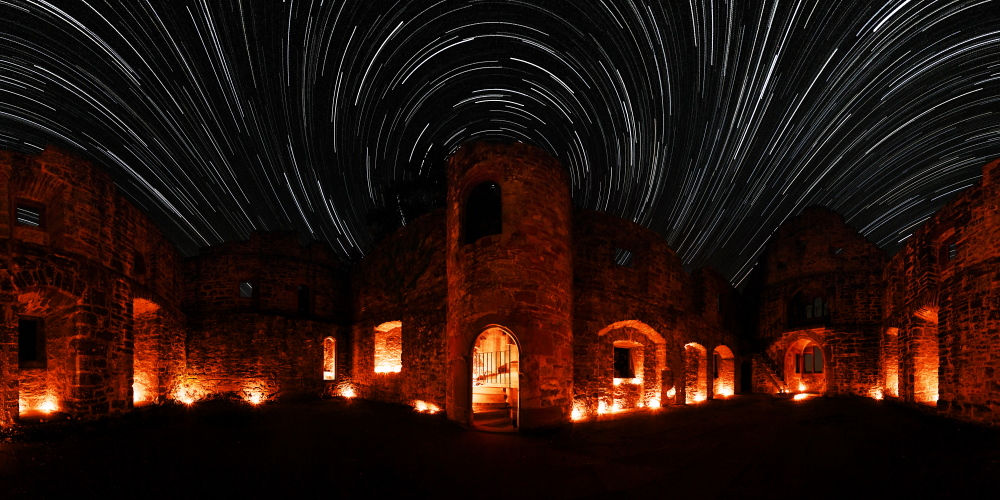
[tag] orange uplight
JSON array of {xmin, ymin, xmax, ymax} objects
[
  {"xmin": 793, "ymin": 393, "xmax": 811, "ymax": 401},
  {"xmin": 693, "ymin": 394, "xmax": 706, "ymax": 403},
  {"xmin": 798, "ymin": 383, "xmax": 807, "ymax": 392},
  {"xmin": 571, "ymin": 406, "xmax": 585, "ymax": 421},
  {"xmin": 612, "ymin": 401, "xmax": 623, "ymax": 412},
  {"xmin": 340, "ymin": 386, "xmax": 356, "ymax": 398},
  {"xmin": 648, "ymin": 398, "xmax": 661, "ymax": 409},
  {"xmin": 871, "ymin": 388, "xmax": 884, "ymax": 400},
  {"xmin": 613, "ymin": 378, "xmax": 623, "ymax": 386},
  {"xmin": 374, "ymin": 365, "xmax": 402, "ymax": 373},
  {"xmin": 133, "ymin": 382, "xmax": 149, "ymax": 404},
  {"xmin": 666, "ymin": 387, "xmax": 676, "ymax": 398},
  {"xmin": 597, "ymin": 400, "xmax": 608, "ymax": 415},
  {"xmin": 174, "ymin": 380, "xmax": 206, "ymax": 405},
  {"xmin": 413, "ymin": 400, "xmax": 440, "ymax": 413},
  {"xmin": 39, "ymin": 398, "xmax": 58, "ymax": 414}
]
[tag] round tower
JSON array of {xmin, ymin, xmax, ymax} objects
[{"xmin": 445, "ymin": 142, "xmax": 573, "ymax": 430}]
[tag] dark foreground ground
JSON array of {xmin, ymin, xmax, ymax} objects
[{"xmin": 1, "ymin": 394, "xmax": 998, "ymax": 499}]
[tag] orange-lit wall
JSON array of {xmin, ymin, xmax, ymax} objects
[
  {"xmin": 445, "ymin": 142, "xmax": 575, "ymax": 430},
  {"xmin": 884, "ymin": 159, "xmax": 1000, "ymax": 423},
  {"xmin": 746, "ymin": 207, "xmax": 885, "ymax": 397},
  {"xmin": 182, "ymin": 231, "xmax": 346, "ymax": 400},
  {"xmin": 0, "ymin": 146, "xmax": 184, "ymax": 426}
]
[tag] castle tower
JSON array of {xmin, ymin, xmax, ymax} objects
[{"xmin": 445, "ymin": 142, "xmax": 573, "ymax": 430}]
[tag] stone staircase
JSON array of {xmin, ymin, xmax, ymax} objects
[
  {"xmin": 472, "ymin": 386, "xmax": 516, "ymax": 428},
  {"xmin": 755, "ymin": 353, "xmax": 788, "ymax": 394}
]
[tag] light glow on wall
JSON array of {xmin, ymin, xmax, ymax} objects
[
  {"xmin": 132, "ymin": 381, "xmax": 149, "ymax": 405},
  {"xmin": 374, "ymin": 321, "xmax": 403, "ymax": 373},
  {"xmin": 340, "ymin": 385, "xmax": 356, "ymax": 398},
  {"xmin": 413, "ymin": 400, "xmax": 440, "ymax": 413},
  {"xmin": 240, "ymin": 382, "xmax": 271, "ymax": 405},
  {"xmin": 174, "ymin": 379, "xmax": 206, "ymax": 405},
  {"xmin": 38, "ymin": 397, "xmax": 58, "ymax": 413}
]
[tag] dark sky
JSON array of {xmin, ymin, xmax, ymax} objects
[{"xmin": 1, "ymin": 1, "xmax": 997, "ymax": 286}]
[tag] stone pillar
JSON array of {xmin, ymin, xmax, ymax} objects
[
  {"xmin": 0, "ymin": 291, "xmax": 18, "ymax": 427},
  {"xmin": 445, "ymin": 142, "xmax": 573, "ymax": 430}
]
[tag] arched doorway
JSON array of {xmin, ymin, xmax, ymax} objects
[
  {"xmin": 712, "ymin": 345, "xmax": 735, "ymax": 398},
  {"xmin": 684, "ymin": 343, "xmax": 708, "ymax": 403},
  {"xmin": 785, "ymin": 338, "xmax": 827, "ymax": 394},
  {"xmin": 471, "ymin": 326, "xmax": 519, "ymax": 431}
]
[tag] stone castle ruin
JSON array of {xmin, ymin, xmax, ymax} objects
[{"xmin": 1, "ymin": 143, "xmax": 998, "ymax": 430}]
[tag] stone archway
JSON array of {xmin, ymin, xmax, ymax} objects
[
  {"xmin": 596, "ymin": 321, "xmax": 667, "ymax": 414},
  {"xmin": 684, "ymin": 343, "xmax": 708, "ymax": 403},
  {"xmin": 712, "ymin": 345, "xmax": 735, "ymax": 398},
  {"xmin": 471, "ymin": 326, "xmax": 519, "ymax": 431},
  {"xmin": 785, "ymin": 338, "xmax": 827, "ymax": 394}
]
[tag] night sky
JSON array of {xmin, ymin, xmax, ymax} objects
[{"xmin": 1, "ymin": 1, "xmax": 997, "ymax": 286}]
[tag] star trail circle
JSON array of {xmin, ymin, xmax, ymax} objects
[{"xmin": 1, "ymin": 1, "xmax": 998, "ymax": 286}]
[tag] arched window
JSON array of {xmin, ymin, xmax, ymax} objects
[
  {"xmin": 323, "ymin": 337, "xmax": 336, "ymax": 380},
  {"xmin": 464, "ymin": 181, "xmax": 502, "ymax": 244},
  {"xmin": 795, "ymin": 345, "xmax": 824, "ymax": 373},
  {"xmin": 788, "ymin": 291, "xmax": 829, "ymax": 326},
  {"xmin": 297, "ymin": 285, "xmax": 310, "ymax": 316}
]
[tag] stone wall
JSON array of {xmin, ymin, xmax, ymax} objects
[
  {"xmin": 571, "ymin": 210, "xmax": 741, "ymax": 418},
  {"xmin": 446, "ymin": 142, "xmax": 575, "ymax": 430},
  {"xmin": 884, "ymin": 159, "xmax": 1000, "ymax": 424},
  {"xmin": 349, "ymin": 209, "xmax": 447, "ymax": 408},
  {"xmin": 182, "ymin": 231, "xmax": 346, "ymax": 403},
  {"xmin": 748, "ymin": 206, "xmax": 885, "ymax": 396},
  {"xmin": 0, "ymin": 146, "xmax": 184, "ymax": 426}
]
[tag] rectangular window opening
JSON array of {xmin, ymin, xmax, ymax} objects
[
  {"xmin": 238, "ymin": 281, "xmax": 254, "ymax": 298},
  {"xmin": 948, "ymin": 243, "xmax": 958, "ymax": 262},
  {"xmin": 18, "ymin": 317, "xmax": 45, "ymax": 368},
  {"xmin": 613, "ymin": 347, "xmax": 635, "ymax": 379},
  {"xmin": 613, "ymin": 247, "xmax": 634, "ymax": 268},
  {"xmin": 16, "ymin": 205, "xmax": 43, "ymax": 228}
]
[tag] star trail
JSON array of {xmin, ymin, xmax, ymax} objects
[{"xmin": 1, "ymin": 0, "xmax": 997, "ymax": 286}]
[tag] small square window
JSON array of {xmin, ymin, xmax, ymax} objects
[
  {"xmin": 613, "ymin": 248, "xmax": 634, "ymax": 268},
  {"xmin": 238, "ymin": 281, "xmax": 254, "ymax": 298},
  {"xmin": 613, "ymin": 347, "xmax": 634, "ymax": 379},
  {"xmin": 948, "ymin": 243, "xmax": 958, "ymax": 261},
  {"xmin": 16, "ymin": 205, "xmax": 43, "ymax": 227}
]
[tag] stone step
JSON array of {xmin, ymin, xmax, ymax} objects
[
  {"xmin": 472, "ymin": 386, "xmax": 507, "ymax": 394},
  {"xmin": 472, "ymin": 393, "xmax": 507, "ymax": 404}
]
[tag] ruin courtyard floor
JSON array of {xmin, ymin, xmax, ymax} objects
[{"xmin": 2, "ymin": 394, "xmax": 997, "ymax": 498}]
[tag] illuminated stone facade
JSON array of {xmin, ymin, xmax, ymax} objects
[
  {"xmin": 2, "ymin": 144, "xmax": 997, "ymax": 430},
  {"xmin": 747, "ymin": 159, "xmax": 1000, "ymax": 426}
]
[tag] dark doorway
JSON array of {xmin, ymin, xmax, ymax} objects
[{"xmin": 740, "ymin": 360, "xmax": 753, "ymax": 394}]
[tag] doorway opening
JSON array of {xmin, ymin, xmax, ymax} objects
[{"xmin": 471, "ymin": 326, "xmax": 519, "ymax": 431}]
